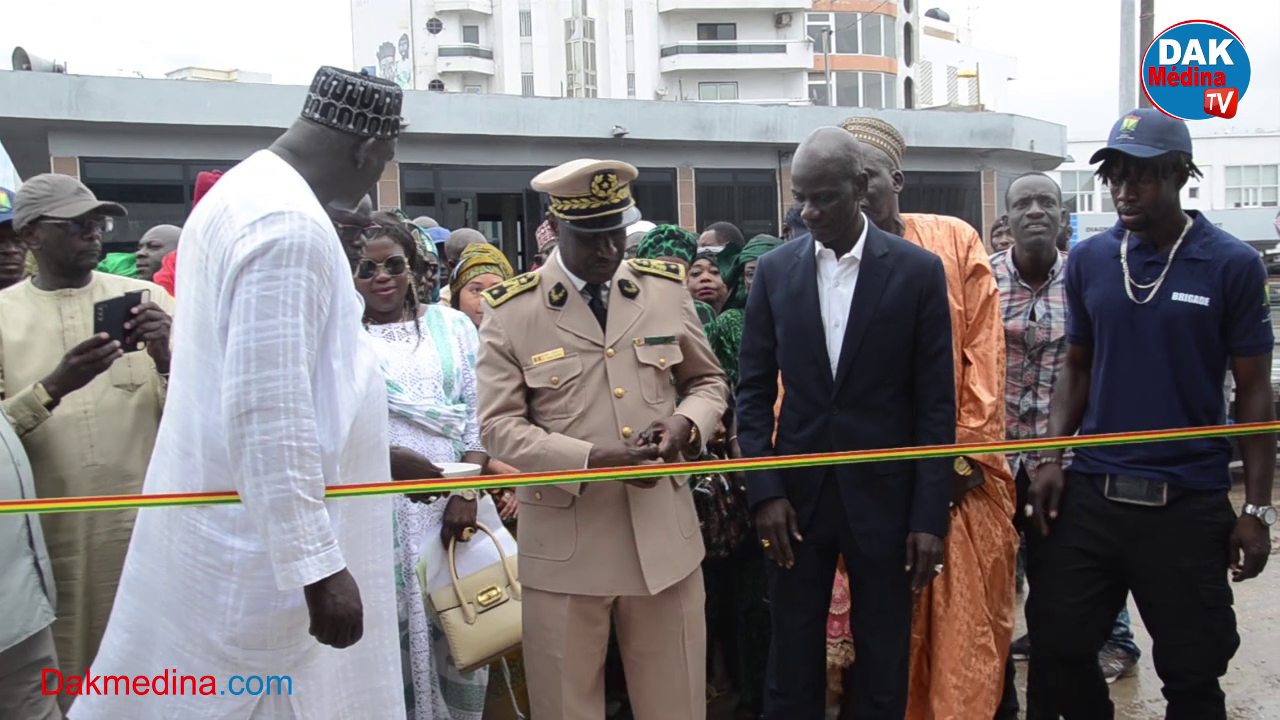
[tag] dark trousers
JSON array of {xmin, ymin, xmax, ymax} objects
[
  {"xmin": 705, "ymin": 539, "xmax": 771, "ymax": 716},
  {"xmin": 1024, "ymin": 472, "xmax": 1240, "ymax": 720},
  {"xmin": 763, "ymin": 476, "xmax": 913, "ymax": 720},
  {"xmin": 995, "ymin": 465, "xmax": 1056, "ymax": 720}
]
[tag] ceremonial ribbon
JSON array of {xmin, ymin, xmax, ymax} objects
[{"xmin": 2, "ymin": 422, "xmax": 1276, "ymax": 516}]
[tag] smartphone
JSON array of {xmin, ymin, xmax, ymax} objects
[{"xmin": 94, "ymin": 290, "xmax": 150, "ymax": 353}]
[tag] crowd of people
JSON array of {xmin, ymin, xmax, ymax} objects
[{"xmin": 0, "ymin": 65, "xmax": 1274, "ymax": 720}]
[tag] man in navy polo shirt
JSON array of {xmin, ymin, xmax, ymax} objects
[{"xmin": 1026, "ymin": 109, "xmax": 1276, "ymax": 719}]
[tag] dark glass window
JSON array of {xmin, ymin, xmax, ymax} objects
[
  {"xmin": 80, "ymin": 159, "xmax": 234, "ymax": 253},
  {"xmin": 833, "ymin": 13, "xmax": 860, "ymax": 53},
  {"xmin": 696, "ymin": 23, "xmax": 737, "ymax": 41},
  {"xmin": 632, "ymin": 168, "xmax": 677, "ymax": 226},
  {"xmin": 899, "ymin": 171, "xmax": 983, "ymax": 236},
  {"xmin": 695, "ymin": 169, "xmax": 777, "ymax": 239}
]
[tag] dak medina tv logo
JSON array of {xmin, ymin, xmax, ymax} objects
[{"xmin": 1142, "ymin": 20, "xmax": 1251, "ymax": 120}]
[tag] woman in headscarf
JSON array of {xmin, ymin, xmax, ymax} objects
[
  {"xmin": 689, "ymin": 247, "xmax": 731, "ymax": 316},
  {"xmin": 449, "ymin": 243, "xmax": 515, "ymax": 329},
  {"xmin": 635, "ymin": 224, "xmax": 719, "ymax": 326},
  {"xmin": 705, "ymin": 234, "xmax": 783, "ymax": 387}
]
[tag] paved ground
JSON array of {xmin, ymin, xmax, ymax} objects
[
  {"xmin": 709, "ymin": 484, "xmax": 1280, "ymax": 720},
  {"xmin": 1005, "ymin": 482, "xmax": 1280, "ymax": 720}
]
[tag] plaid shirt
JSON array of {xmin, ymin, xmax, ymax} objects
[{"xmin": 990, "ymin": 248, "xmax": 1069, "ymax": 478}]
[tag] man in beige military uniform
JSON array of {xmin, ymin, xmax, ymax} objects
[{"xmin": 476, "ymin": 159, "xmax": 728, "ymax": 720}]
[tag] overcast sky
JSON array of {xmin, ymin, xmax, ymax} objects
[{"xmin": 1, "ymin": 0, "xmax": 1277, "ymax": 143}]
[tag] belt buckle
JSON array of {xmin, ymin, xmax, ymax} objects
[{"xmin": 1102, "ymin": 474, "xmax": 1169, "ymax": 507}]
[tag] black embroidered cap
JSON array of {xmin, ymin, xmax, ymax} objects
[{"xmin": 301, "ymin": 66, "xmax": 406, "ymax": 140}]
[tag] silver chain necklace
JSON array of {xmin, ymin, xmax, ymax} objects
[{"xmin": 1119, "ymin": 216, "xmax": 1191, "ymax": 305}]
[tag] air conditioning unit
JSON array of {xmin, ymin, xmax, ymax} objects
[{"xmin": 775, "ymin": 12, "xmax": 793, "ymax": 29}]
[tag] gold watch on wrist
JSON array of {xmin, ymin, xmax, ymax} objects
[
  {"xmin": 453, "ymin": 488, "xmax": 479, "ymax": 501},
  {"xmin": 953, "ymin": 457, "xmax": 974, "ymax": 477},
  {"xmin": 687, "ymin": 422, "xmax": 700, "ymax": 450}
]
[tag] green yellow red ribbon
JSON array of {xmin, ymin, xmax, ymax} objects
[{"xmin": 2, "ymin": 421, "xmax": 1276, "ymax": 516}]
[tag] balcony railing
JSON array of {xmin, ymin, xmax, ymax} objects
[
  {"xmin": 438, "ymin": 44, "xmax": 494, "ymax": 60},
  {"xmin": 660, "ymin": 42, "xmax": 788, "ymax": 58}
]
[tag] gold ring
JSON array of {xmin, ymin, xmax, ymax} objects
[
  {"xmin": 760, "ymin": 539, "xmax": 772, "ymax": 548},
  {"xmin": 461, "ymin": 527, "xmax": 477, "ymax": 541}
]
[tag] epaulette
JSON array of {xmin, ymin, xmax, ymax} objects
[
  {"xmin": 483, "ymin": 272, "xmax": 540, "ymax": 307},
  {"xmin": 627, "ymin": 258, "xmax": 685, "ymax": 282}
]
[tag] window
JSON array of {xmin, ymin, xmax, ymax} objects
[
  {"xmin": 812, "ymin": 71, "xmax": 894, "ymax": 107},
  {"xmin": 426, "ymin": 18, "xmax": 443, "ymax": 35},
  {"xmin": 697, "ymin": 23, "xmax": 737, "ymax": 41},
  {"xmin": 463, "ymin": 85, "xmax": 483, "ymax": 94},
  {"xmin": 462, "ymin": 25, "xmax": 480, "ymax": 44},
  {"xmin": 625, "ymin": 9, "xmax": 634, "ymax": 35},
  {"xmin": 861, "ymin": 14, "xmax": 882, "ymax": 56},
  {"xmin": 696, "ymin": 169, "xmax": 778, "ymax": 238},
  {"xmin": 1060, "ymin": 171, "xmax": 1097, "ymax": 214},
  {"xmin": 903, "ymin": 77, "xmax": 914, "ymax": 109},
  {"xmin": 1188, "ymin": 187, "xmax": 1199, "ymax": 199},
  {"xmin": 428, "ymin": 79, "xmax": 445, "ymax": 91},
  {"xmin": 904, "ymin": 0, "xmax": 913, "ymax": 11},
  {"xmin": 632, "ymin": 168, "xmax": 679, "ymax": 226},
  {"xmin": 80, "ymin": 159, "xmax": 234, "ymax": 251},
  {"xmin": 810, "ymin": 12, "xmax": 896, "ymax": 56},
  {"xmin": 806, "ymin": 12, "xmax": 832, "ymax": 49},
  {"xmin": 519, "ymin": 10, "xmax": 532, "ymax": 37},
  {"xmin": 1225, "ymin": 165, "xmax": 1280, "ymax": 208},
  {"xmin": 807, "ymin": 73, "xmax": 830, "ymax": 106},
  {"xmin": 521, "ymin": 73, "xmax": 534, "ymax": 96},
  {"xmin": 833, "ymin": 13, "xmax": 860, "ymax": 54},
  {"xmin": 565, "ymin": 16, "xmax": 598, "ymax": 98},
  {"xmin": 862, "ymin": 72, "xmax": 883, "ymax": 109},
  {"xmin": 627, "ymin": 72, "xmax": 636, "ymax": 98},
  {"xmin": 903, "ymin": 23, "xmax": 913, "ymax": 67},
  {"xmin": 698, "ymin": 82, "xmax": 738, "ymax": 101}
]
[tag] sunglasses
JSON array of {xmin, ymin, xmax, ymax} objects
[
  {"xmin": 334, "ymin": 223, "xmax": 382, "ymax": 244},
  {"xmin": 37, "ymin": 217, "xmax": 114, "ymax": 235},
  {"xmin": 354, "ymin": 254, "xmax": 409, "ymax": 280}
]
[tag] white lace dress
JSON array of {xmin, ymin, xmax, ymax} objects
[{"xmin": 364, "ymin": 305, "xmax": 489, "ymax": 720}]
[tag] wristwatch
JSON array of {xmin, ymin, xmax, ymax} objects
[
  {"xmin": 452, "ymin": 488, "xmax": 479, "ymax": 501},
  {"xmin": 1242, "ymin": 504, "xmax": 1277, "ymax": 526},
  {"xmin": 687, "ymin": 422, "xmax": 700, "ymax": 450},
  {"xmin": 953, "ymin": 457, "xmax": 974, "ymax": 476}
]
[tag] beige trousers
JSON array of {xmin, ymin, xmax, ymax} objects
[{"xmin": 522, "ymin": 568, "xmax": 705, "ymax": 720}]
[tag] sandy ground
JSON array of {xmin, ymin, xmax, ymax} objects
[{"xmin": 709, "ymin": 483, "xmax": 1280, "ymax": 720}]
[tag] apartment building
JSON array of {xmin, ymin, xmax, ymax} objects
[{"xmin": 350, "ymin": 0, "xmax": 1014, "ymax": 111}]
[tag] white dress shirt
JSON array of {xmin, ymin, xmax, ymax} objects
[
  {"xmin": 815, "ymin": 215, "xmax": 869, "ymax": 377},
  {"xmin": 556, "ymin": 249, "xmax": 611, "ymax": 307}
]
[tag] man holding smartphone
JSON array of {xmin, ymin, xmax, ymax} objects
[
  {"xmin": 0, "ymin": 173, "xmax": 173, "ymax": 706},
  {"xmin": 1027, "ymin": 110, "xmax": 1276, "ymax": 719}
]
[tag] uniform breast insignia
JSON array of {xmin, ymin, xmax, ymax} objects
[
  {"xmin": 548, "ymin": 282, "xmax": 569, "ymax": 308},
  {"xmin": 635, "ymin": 336, "xmax": 676, "ymax": 346},
  {"xmin": 617, "ymin": 278, "xmax": 640, "ymax": 299},
  {"xmin": 531, "ymin": 347, "xmax": 566, "ymax": 365},
  {"xmin": 627, "ymin": 258, "xmax": 686, "ymax": 282},
  {"xmin": 483, "ymin": 272, "xmax": 540, "ymax": 307}
]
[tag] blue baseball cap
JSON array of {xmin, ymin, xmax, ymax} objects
[
  {"xmin": 0, "ymin": 186, "xmax": 13, "ymax": 227},
  {"xmin": 1089, "ymin": 108, "xmax": 1194, "ymax": 164}
]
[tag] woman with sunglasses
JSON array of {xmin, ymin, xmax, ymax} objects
[{"xmin": 354, "ymin": 214, "xmax": 495, "ymax": 720}]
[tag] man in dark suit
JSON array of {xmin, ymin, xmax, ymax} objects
[{"xmin": 737, "ymin": 126, "xmax": 957, "ymax": 719}]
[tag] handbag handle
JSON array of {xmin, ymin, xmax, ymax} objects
[{"xmin": 447, "ymin": 521, "xmax": 523, "ymax": 624}]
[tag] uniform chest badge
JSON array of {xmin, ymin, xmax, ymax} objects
[
  {"xmin": 548, "ymin": 282, "xmax": 569, "ymax": 308},
  {"xmin": 617, "ymin": 278, "xmax": 640, "ymax": 299}
]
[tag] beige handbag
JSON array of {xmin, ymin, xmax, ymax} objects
[{"xmin": 417, "ymin": 522, "xmax": 523, "ymax": 674}]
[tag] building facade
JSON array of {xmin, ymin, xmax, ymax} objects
[
  {"xmin": 350, "ymin": 0, "xmax": 1014, "ymax": 111},
  {"xmin": 0, "ymin": 71, "xmax": 1065, "ymax": 269},
  {"xmin": 1052, "ymin": 131, "xmax": 1280, "ymax": 245}
]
